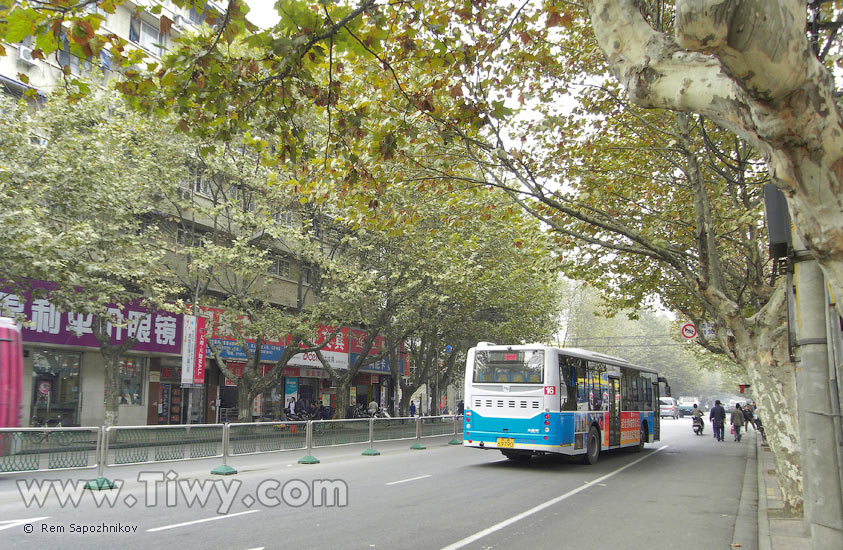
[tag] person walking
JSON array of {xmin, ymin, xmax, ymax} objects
[
  {"xmin": 710, "ymin": 400, "xmax": 726, "ymax": 442},
  {"xmin": 730, "ymin": 403, "xmax": 745, "ymax": 441},
  {"xmin": 742, "ymin": 403, "xmax": 756, "ymax": 430},
  {"xmin": 409, "ymin": 400, "xmax": 416, "ymax": 417}
]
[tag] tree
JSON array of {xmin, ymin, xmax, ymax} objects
[
  {"xmin": 0, "ymin": 91, "xmax": 179, "ymax": 425},
  {"xmin": 583, "ymin": 0, "xmax": 843, "ymax": 320}
]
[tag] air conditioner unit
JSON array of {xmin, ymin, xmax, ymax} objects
[
  {"xmin": 17, "ymin": 46, "xmax": 36, "ymax": 68},
  {"xmin": 172, "ymin": 15, "xmax": 189, "ymax": 30}
]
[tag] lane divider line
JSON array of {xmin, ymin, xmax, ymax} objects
[
  {"xmin": 440, "ymin": 445, "xmax": 670, "ymax": 550},
  {"xmin": 386, "ymin": 475, "xmax": 432, "ymax": 486},
  {"xmin": 146, "ymin": 509, "xmax": 260, "ymax": 532}
]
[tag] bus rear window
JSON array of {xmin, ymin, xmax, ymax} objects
[{"xmin": 473, "ymin": 350, "xmax": 544, "ymax": 383}]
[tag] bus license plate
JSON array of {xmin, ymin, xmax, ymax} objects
[{"xmin": 497, "ymin": 438, "xmax": 515, "ymax": 448}]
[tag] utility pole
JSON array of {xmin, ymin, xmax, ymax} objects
[{"xmin": 790, "ymin": 231, "xmax": 843, "ymax": 548}]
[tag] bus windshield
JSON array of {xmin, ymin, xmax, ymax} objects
[{"xmin": 473, "ymin": 349, "xmax": 544, "ymax": 384}]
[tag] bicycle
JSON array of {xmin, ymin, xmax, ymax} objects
[{"xmin": 27, "ymin": 416, "xmax": 71, "ymax": 447}]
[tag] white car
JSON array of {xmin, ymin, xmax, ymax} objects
[{"xmin": 659, "ymin": 397, "xmax": 679, "ymax": 419}]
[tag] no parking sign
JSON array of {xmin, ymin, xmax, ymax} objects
[{"xmin": 680, "ymin": 323, "xmax": 697, "ymax": 339}]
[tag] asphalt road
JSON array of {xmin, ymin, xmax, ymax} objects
[{"xmin": 0, "ymin": 418, "xmax": 755, "ymax": 550}]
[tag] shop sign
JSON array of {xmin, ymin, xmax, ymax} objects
[
  {"xmin": 288, "ymin": 325, "xmax": 349, "ymax": 370},
  {"xmin": 222, "ymin": 362, "xmax": 272, "ymax": 387},
  {"xmin": 195, "ymin": 305, "xmax": 287, "ymax": 363},
  {"xmin": 1, "ymin": 281, "xmax": 182, "ymax": 354}
]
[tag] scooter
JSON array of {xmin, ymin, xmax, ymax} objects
[{"xmin": 692, "ymin": 416, "xmax": 704, "ymax": 435}]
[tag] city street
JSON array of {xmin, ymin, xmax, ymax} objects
[{"xmin": 0, "ymin": 419, "xmax": 756, "ymax": 549}]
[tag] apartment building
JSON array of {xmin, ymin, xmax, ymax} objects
[{"xmin": 1, "ymin": 2, "xmax": 399, "ymax": 427}]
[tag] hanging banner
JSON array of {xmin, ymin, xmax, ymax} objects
[
  {"xmin": 192, "ymin": 315, "xmax": 207, "ymax": 386},
  {"xmin": 181, "ymin": 315, "xmax": 197, "ymax": 386}
]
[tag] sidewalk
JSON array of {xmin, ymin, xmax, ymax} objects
[{"xmin": 755, "ymin": 432, "xmax": 811, "ymax": 550}]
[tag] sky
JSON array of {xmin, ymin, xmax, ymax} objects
[{"xmin": 246, "ymin": 1, "xmax": 281, "ymax": 29}]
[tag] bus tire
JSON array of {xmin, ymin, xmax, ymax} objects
[
  {"xmin": 632, "ymin": 422, "xmax": 647, "ymax": 452},
  {"xmin": 583, "ymin": 426, "xmax": 600, "ymax": 465}
]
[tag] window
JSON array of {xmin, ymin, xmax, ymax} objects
[
  {"xmin": 31, "ymin": 350, "xmax": 82, "ymax": 425},
  {"xmin": 106, "ymin": 358, "xmax": 147, "ymax": 406},
  {"xmin": 302, "ymin": 267, "xmax": 312, "ymax": 285},
  {"xmin": 129, "ymin": 17, "xmax": 163, "ymax": 57},
  {"xmin": 275, "ymin": 210, "xmax": 295, "ymax": 227},
  {"xmin": 58, "ymin": 32, "xmax": 90, "ymax": 76},
  {"xmin": 185, "ymin": 162, "xmax": 213, "ymax": 196},
  {"xmin": 188, "ymin": 6, "xmax": 208, "ymax": 25},
  {"xmin": 85, "ymin": 3, "xmax": 106, "ymax": 17},
  {"xmin": 99, "ymin": 50, "xmax": 113, "ymax": 71},
  {"xmin": 558, "ymin": 354, "xmax": 578, "ymax": 411},
  {"xmin": 473, "ymin": 350, "xmax": 544, "ymax": 384},
  {"xmin": 267, "ymin": 255, "xmax": 291, "ymax": 278},
  {"xmin": 176, "ymin": 226, "xmax": 208, "ymax": 247}
]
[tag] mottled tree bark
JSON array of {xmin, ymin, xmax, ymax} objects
[{"xmin": 586, "ymin": 0, "xmax": 843, "ymax": 320}]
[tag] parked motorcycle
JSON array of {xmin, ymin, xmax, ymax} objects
[{"xmin": 692, "ymin": 416, "xmax": 704, "ymax": 435}]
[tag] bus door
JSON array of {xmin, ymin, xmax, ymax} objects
[{"xmin": 608, "ymin": 375, "xmax": 620, "ymax": 446}]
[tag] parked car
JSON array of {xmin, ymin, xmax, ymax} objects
[
  {"xmin": 676, "ymin": 396, "xmax": 700, "ymax": 417},
  {"xmin": 659, "ymin": 397, "xmax": 679, "ymax": 419}
]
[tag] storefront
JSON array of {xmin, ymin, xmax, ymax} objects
[
  {"xmin": 2, "ymin": 282, "xmax": 183, "ymax": 426},
  {"xmin": 30, "ymin": 349, "xmax": 82, "ymax": 426}
]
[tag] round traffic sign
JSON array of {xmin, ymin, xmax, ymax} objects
[{"xmin": 680, "ymin": 323, "xmax": 697, "ymax": 339}]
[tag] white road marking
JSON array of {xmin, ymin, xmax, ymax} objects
[
  {"xmin": 386, "ymin": 475, "xmax": 432, "ymax": 485},
  {"xmin": 0, "ymin": 517, "xmax": 49, "ymax": 531},
  {"xmin": 440, "ymin": 445, "xmax": 670, "ymax": 550},
  {"xmin": 146, "ymin": 510, "xmax": 260, "ymax": 532}
]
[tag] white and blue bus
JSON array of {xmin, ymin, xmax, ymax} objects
[{"xmin": 463, "ymin": 343, "xmax": 670, "ymax": 464}]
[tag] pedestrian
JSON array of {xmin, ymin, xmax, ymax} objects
[
  {"xmin": 409, "ymin": 400, "xmax": 416, "ymax": 417},
  {"xmin": 730, "ymin": 403, "xmax": 745, "ymax": 441},
  {"xmin": 457, "ymin": 400, "xmax": 464, "ymax": 415},
  {"xmin": 742, "ymin": 403, "xmax": 756, "ymax": 430},
  {"xmin": 709, "ymin": 400, "xmax": 726, "ymax": 442}
]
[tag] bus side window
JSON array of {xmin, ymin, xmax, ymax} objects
[
  {"xmin": 558, "ymin": 355, "xmax": 577, "ymax": 411},
  {"xmin": 576, "ymin": 363, "xmax": 587, "ymax": 407}
]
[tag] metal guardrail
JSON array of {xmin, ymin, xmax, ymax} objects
[
  {"xmin": 0, "ymin": 415, "xmax": 464, "ymax": 481},
  {"xmin": 0, "ymin": 427, "xmax": 101, "ymax": 474}
]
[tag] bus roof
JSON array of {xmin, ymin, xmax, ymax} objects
[{"xmin": 471, "ymin": 343, "xmax": 658, "ymax": 374}]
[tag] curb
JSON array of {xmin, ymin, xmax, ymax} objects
[
  {"xmin": 733, "ymin": 430, "xmax": 759, "ymax": 550},
  {"xmin": 757, "ymin": 434, "xmax": 771, "ymax": 550}
]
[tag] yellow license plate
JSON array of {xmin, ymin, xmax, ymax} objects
[{"xmin": 497, "ymin": 438, "xmax": 515, "ymax": 448}]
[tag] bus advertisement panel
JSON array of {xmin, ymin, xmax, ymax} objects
[{"xmin": 0, "ymin": 317, "xmax": 23, "ymax": 428}]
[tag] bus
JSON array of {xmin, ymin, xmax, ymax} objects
[
  {"xmin": 0, "ymin": 316, "xmax": 23, "ymax": 428},
  {"xmin": 463, "ymin": 343, "xmax": 670, "ymax": 464}
]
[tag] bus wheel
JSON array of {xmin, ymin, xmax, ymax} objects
[
  {"xmin": 583, "ymin": 426, "xmax": 600, "ymax": 465},
  {"xmin": 632, "ymin": 422, "xmax": 647, "ymax": 453}
]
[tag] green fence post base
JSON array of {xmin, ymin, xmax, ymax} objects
[
  {"xmin": 448, "ymin": 438, "xmax": 462, "ymax": 445},
  {"xmin": 410, "ymin": 443, "xmax": 426, "ymax": 450},
  {"xmin": 298, "ymin": 455, "xmax": 320, "ymax": 464},
  {"xmin": 362, "ymin": 448, "xmax": 380, "ymax": 456},
  {"xmin": 85, "ymin": 477, "xmax": 115, "ymax": 490},
  {"xmin": 211, "ymin": 464, "xmax": 238, "ymax": 476}
]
